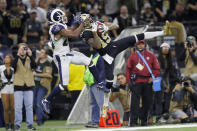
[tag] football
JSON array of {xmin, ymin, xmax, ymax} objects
[{"xmin": 96, "ymin": 22, "xmax": 104, "ymax": 35}]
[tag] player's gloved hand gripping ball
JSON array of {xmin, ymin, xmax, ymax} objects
[
  {"xmin": 91, "ymin": 22, "xmax": 98, "ymax": 32},
  {"xmin": 97, "ymin": 23, "xmax": 109, "ymax": 33}
]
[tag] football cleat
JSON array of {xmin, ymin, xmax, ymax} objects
[
  {"xmin": 101, "ymin": 105, "xmax": 109, "ymax": 118},
  {"xmin": 41, "ymin": 98, "xmax": 50, "ymax": 114}
]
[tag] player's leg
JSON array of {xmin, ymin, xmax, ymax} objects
[
  {"xmin": 70, "ymin": 50, "xmax": 104, "ymax": 87},
  {"xmin": 106, "ymin": 30, "xmax": 164, "ymax": 59},
  {"xmin": 100, "ymin": 61, "xmax": 115, "ymax": 118},
  {"xmin": 42, "ymin": 55, "xmax": 70, "ymax": 114},
  {"xmin": 97, "ymin": 34, "xmax": 145, "ymax": 64}
]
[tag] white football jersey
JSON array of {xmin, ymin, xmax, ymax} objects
[{"xmin": 49, "ymin": 23, "xmax": 70, "ymax": 55}]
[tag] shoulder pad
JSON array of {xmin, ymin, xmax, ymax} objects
[{"xmin": 51, "ymin": 24, "xmax": 65, "ymax": 35}]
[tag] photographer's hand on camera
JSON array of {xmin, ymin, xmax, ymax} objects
[
  {"xmin": 185, "ymin": 41, "xmax": 195, "ymax": 53},
  {"xmin": 27, "ymin": 48, "xmax": 32, "ymax": 57},
  {"xmin": 182, "ymin": 81, "xmax": 195, "ymax": 94}
]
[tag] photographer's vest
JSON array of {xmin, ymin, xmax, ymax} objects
[
  {"xmin": 14, "ymin": 57, "xmax": 35, "ymax": 87},
  {"xmin": 117, "ymin": 15, "xmax": 132, "ymax": 34},
  {"xmin": 184, "ymin": 50, "xmax": 197, "ymax": 76},
  {"xmin": 84, "ymin": 54, "xmax": 100, "ymax": 87}
]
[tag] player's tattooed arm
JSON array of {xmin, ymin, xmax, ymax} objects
[
  {"xmin": 104, "ymin": 22, "xmax": 119, "ymax": 30},
  {"xmin": 92, "ymin": 31, "xmax": 102, "ymax": 49}
]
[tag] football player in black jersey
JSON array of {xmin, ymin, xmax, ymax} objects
[{"xmin": 80, "ymin": 14, "xmax": 170, "ymax": 116}]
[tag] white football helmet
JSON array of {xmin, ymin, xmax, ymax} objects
[{"xmin": 80, "ymin": 14, "xmax": 93, "ymax": 27}]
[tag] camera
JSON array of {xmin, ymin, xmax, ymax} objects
[
  {"xmin": 187, "ymin": 40, "xmax": 193, "ymax": 48},
  {"xmin": 184, "ymin": 82, "xmax": 190, "ymax": 88},
  {"xmin": 187, "ymin": 36, "xmax": 196, "ymax": 48},
  {"xmin": 24, "ymin": 47, "xmax": 28, "ymax": 51}
]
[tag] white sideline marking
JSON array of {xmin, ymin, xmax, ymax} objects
[{"xmin": 79, "ymin": 124, "xmax": 197, "ymax": 131}]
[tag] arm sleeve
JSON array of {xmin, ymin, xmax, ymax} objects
[{"xmin": 152, "ymin": 55, "xmax": 160, "ymax": 77}]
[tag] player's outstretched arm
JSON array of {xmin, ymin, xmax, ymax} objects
[
  {"xmin": 60, "ymin": 23, "xmax": 84, "ymax": 38},
  {"xmin": 104, "ymin": 22, "xmax": 119, "ymax": 30},
  {"xmin": 92, "ymin": 31, "xmax": 102, "ymax": 49}
]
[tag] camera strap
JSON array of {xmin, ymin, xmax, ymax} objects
[{"xmin": 137, "ymin": 51, "xmax": 155, "ymax": 79}]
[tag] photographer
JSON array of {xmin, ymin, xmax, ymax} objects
[
  {"xmin": 13, "ymin": 43, "xmax": 36, "ymax": 130},
  {"xmin": 184, "ymin": 36, "xmax": 197, "ymax": 80},
  {"xmin": 109, "ymin": 73, "xmax": 130, "ymax": 126},
  {"xmin": 169, "ymin": 77, "xmax": 197, "ymax": 123}
]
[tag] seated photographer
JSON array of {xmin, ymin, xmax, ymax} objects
[
  {"xmin": 169, "ymin": 76, "xmax": 197, "ymax": 123},
  {"xmin": 109, "ymin": 73, "xmax": 130, "ymax": 126},
  {"xmin": 183, "ymin": 36, "xmax": 197, "ymax": 81}
]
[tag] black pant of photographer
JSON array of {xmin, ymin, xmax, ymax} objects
[{"xmin": 130, "ymin": 83, "xmax": 153, "ymax": 126}]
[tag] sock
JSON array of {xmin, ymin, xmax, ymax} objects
[
  {"xmin": 89, "ymin": 65, "xmax": 102, "ymax": 83},
  {"xmin": 144, "ymin": 31, "xmax": 164, "ymax": 39},
  {"xmin": 103, "ymin": 91, "xmax": 110, "ymax": 106},
  {"xmin": 46, "ymin": 85, "xmax": 64, "ymax": 102}
]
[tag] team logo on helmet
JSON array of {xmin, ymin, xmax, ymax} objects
[{"xmin": 47, "ymin": 8, "xmax": 67, "ymax": 24}]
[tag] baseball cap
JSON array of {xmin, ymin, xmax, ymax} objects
[
  {"xmin": 160, "ymin": 42, "xmax": 170, "ymax": 48},
  {"xmin": 144, "ymin": 3, "xmax": 151, "ymax": 9},
  {"xmin": 136, "ymin": 40, "xmax": 145, "ymax": 45},
  {"xmin": 29, "ymin": 9, "xmax": 37, "ymax": 14}
]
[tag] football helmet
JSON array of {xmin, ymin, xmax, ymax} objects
[
  {"xmin": 80, "ymin": 14, "xmax": 93, "ymax": 27},
  {"xmin": 47, "ymin": 8, "xmax": 67, "ymax": 24}
]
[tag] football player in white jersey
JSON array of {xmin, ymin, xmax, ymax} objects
[{"xmin": 41, "ymin": 9, "xmax": 104, "ymax": 114}]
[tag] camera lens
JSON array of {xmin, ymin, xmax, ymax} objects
[
  {"xmin": 24, "ymin": 47, "xmax": 28, "ymax": 50},
  {"xmin": 184, "ymin": 82, "xmax": 189, "ymax": 87},
  {"xmin": 187, "ymin": 41, "xmax": 193, "ymax": 48}
]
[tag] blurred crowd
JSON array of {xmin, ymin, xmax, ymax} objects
[
  {"xmin": 0, "ymin": 0, "xmax": 197, "ymax": 130},
  {"xmin": 0, "ymin": 0, "xmax": 197, "ymax": 49}
]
